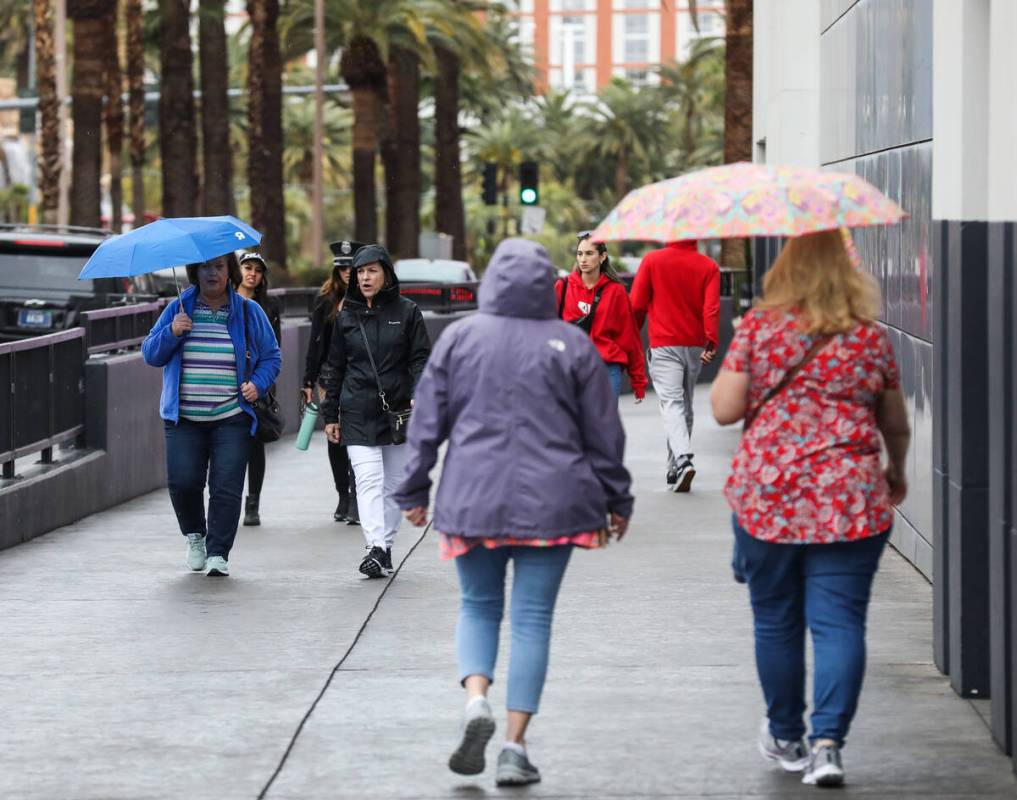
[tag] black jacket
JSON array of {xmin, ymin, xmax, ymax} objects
[
  {"xmin": 303, "ymin": 295, "xmax": 336, "ymax": 387},
  {"xmin": 321, "ymin": 246, "xmax": 431, "ymax": 445}
]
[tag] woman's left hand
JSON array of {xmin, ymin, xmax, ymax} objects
[
  {"xmin": 402, "ymin": 506, "xmax": 428, "ymax": 527},
  {"xmin": 241, "ymin": 381, "xmax": 259, "ymax": 403}
]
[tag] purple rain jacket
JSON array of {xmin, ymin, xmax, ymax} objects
[{"xmin": 393, "ymin": 238, "xmax": 634, "ymax": 538}]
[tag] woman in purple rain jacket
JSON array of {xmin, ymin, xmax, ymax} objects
[{"xmin": 395, "ymin": 238, "xmax": 634, "ymax": 787}]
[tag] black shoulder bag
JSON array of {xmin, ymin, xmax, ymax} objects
[
  {"xmin": 557, "ymin": 278, "xmax": 606, "ymax": 334},
  {"xmin": 356, "ymin": 315, "xmax": 412, "ymax": 445},
  {"xmin": 242, "ymin": 301, "xmax": 283, "ymax": 443}
]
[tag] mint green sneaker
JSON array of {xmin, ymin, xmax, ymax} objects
[
  {"xmin": 186, "ymin": 533, "xmax": 206, "ymax": 571},
  {"xmin": 205, "ymin": 556, "xmax": 229, "ymax": 577}
]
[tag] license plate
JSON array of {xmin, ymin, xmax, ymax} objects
[{"xmin": 18, "ymin": 309, "xmax": 53, "ymax": 328}]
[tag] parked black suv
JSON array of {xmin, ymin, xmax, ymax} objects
[{"xmin": 0, "ymin": 225, "xmax": 152, "ymax": 342}]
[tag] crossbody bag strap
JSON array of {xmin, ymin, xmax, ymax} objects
[
  {"xmin": 356, "ymin": 314, "xmax": 390, "ymax": 412},
  {"xmin": 588, "ymin": 282, "xmax": 606, "ymax": 322},
  {"xmin": 557, "ymin": 278, "xmax": 567, "ymax": 319},
  {"xmin": 743, "ymin": 334, "xmax": 833, "ymax": 431},
  {"xmin": 241, "ymin": 299, "xmax": 252, "ymax": 383}
]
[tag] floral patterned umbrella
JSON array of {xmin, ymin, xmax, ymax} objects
[{"xmin": 588, "ymin": 162, "xmax": 906, "ymax": 243}]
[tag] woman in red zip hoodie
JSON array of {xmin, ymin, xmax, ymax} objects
[{"xmin": 555, "ymin": 232, "xmax": 647, "ymax": 401}]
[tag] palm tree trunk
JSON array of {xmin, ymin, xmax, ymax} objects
[
  {"xmin": 33, "ymin": 0, "xmax": 61, "ymax": 225},
  {"xmin": 433, "ymin": 44, "xmax": 465, "ymax": 261},
  {"xmin": 614, "ymin": 146, "xmax": 628, "ymax": 201},
  {"xmin": 126, "ymin": 0, "xmax": 145, "ymax": 226},
  {"xmin": 247, "ymin": 0, "xmax": 286, "ymax": 267},
  {"xmin": 383, "ymin": 46, "xmax": 420, "ymax": 259},
  {"xmin": 721, "ymin": 0, "xmax": 752, "ymax": 268},
  {"xmin": 199, "ymin": 0, "xmax": 234, "ymax": 215},
  {"xmin": 159, "ymin": 0, "xmax": 197, "ymax": 217},
  {"xmin": 103, "ymin": 3, "xmax": 124, "ymax": 233},
  {"xmin": 68, "ymin": 0, "xmax": 113, "ymax": 228}
]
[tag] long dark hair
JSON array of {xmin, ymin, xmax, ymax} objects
[
  {"xmin": 236, "ymin": 251, "xmax": 271, "ymax": 304},
  {"xmin": 575, "ymin": 232, "xmax": 621, "ymax": 282},
  {"xmin": 319, "ymin": 264, "xmax": 350, "ymax": 320}
]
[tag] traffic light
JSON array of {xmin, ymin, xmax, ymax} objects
[
  {"xmin": 482, "ymin": 163, "xmax": 498, "ymax": 205},
  {"xmin": 519, "ymin": 161, "xmax": 539, "ymax": 206}
]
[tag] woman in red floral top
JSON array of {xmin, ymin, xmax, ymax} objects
[{"xmin": 711, "ymin": 230, "xmax": 910, "ymax": 788}]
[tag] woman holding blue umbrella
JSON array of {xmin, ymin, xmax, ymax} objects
[{"xmin": 142, "ymin": 252, "xmax": 281, "ymax": 577}]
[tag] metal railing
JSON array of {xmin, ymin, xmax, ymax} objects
[
  {"xmin": 80, "ymin": 301, "xmax": 166, "ymax": 355},
  {"xmin": 0, "ymin": 329, "xmax": 86, "ymax": 480}
]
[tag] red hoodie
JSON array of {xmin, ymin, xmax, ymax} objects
[
  {"xmin": 630, "ymin": 241, "xmax": 720, "ymax": 349},
  {"xmin": 555, "ymin": 271, "xmax": 648, "ymax": 399}
]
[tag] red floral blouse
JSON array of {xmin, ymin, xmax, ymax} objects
[{"xmin": 722, "ymin": 309, "xmax": 900, "ymax": 544}]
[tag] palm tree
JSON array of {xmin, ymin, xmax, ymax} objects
[
  {"xmin": 282, "ymin": 100, "xmax": 352, "ymax": 188},
  {"xmin": 381, "ymin": 44, "xmax": 422, "ymax": 258},
  {"xmin": 248, "ymin": 0, "xmax": 286, "ymax": 267},
  {"xmin": 103, "ymin": 2, "xmax": 125, "ymax": 233},
  {"xmin": 159, "ymin": 0, "xmax": 198, "ymax": 217},
  {"xmin": 68, "ymin": 0, "xmax": 114, "ymax": 228},
  {"xmin": 199, "ymin": 0, "xmax": 234, "ymax": 215},
  {"xmin": 33, "ymin": 0, "xmax": 61, "ymax": 225},
  {"xmin": 126, "ymin": 0, "xmax": 145, "ymax": 226},
  {"xmin": 722, "ymin": 0, "xmax": 752, "ymax": 267},
  {"xmin": 657, "ymin": 37, "xmax": 725, "ymax": 171}
]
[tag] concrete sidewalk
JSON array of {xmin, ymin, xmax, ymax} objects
[{"xmin": 1, "ymin": 392, "xmax": 1014, "ymax": 799}]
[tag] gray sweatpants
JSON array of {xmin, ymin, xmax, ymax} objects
[{"xmin": 648, "ymin": 346, "xmax": 703, "ymax": 469}]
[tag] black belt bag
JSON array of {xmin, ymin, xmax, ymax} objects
[{"xmin": 356, "ymin": 315, "xmax": 412, "ymax": 445}]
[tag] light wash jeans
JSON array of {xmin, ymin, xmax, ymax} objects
[
  {"xmin": 347, "ymin": 443, "xmax": 410, "ymax": 549},
  {"xmin": 455, "ymin": 544, "xmax": 573, "ymax": 714},
  {"xmin": 648, "ymin": 345, "xmax": 703, "ymax": 468},
  {"xmin": 605, "ymin": 362, "xmax": 623, "ymax": 398}
]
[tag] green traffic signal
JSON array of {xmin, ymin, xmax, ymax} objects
[
  {"xmin": 520, "ymin": 188, "xmax": 538, "ymax": 205},
  {"xmin": 519, "ymin": 160, "xmax": 539, "ymax": 206}
]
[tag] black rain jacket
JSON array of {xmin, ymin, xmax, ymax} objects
[{"xmin": 321, "ymin": 245, "xmax": 431, "ymax": 445}]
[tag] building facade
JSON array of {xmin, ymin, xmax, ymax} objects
[
  {"xmin": 752, "ymin": 0, "xmax": 1017, "ymax": 771},
  {"xmin": 502, "ymin": 0, "xmax": 725, "ymax": 93}
]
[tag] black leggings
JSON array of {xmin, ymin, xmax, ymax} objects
[
  {"xmin": 328, "ymin": 441, "xmax": 355, "ymax": 498},
  {"xmin": 247, "ymin": 440, "xmax": 266, "ymax": 495}
]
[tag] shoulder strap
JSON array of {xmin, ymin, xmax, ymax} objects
[
  {"xmin": 557, "ymin": 278, "xmax": 567, "ymax": 318},
  {"xmin": 356, "ymin": 314, "xmax": 390, "ymax": 411},
  {"xmin": 241, "ymin": 299, "xmax": 252, "ymax": 383},
  {"xmin": 744, "ymin": 334, "xmax": 833, "ymax": 431}
]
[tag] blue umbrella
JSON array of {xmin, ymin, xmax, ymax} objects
[{"xmin": 78, "ymin": 215, "xmax": 262, "ymax": 298}]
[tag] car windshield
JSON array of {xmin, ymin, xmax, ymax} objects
[
  {"xmin": 0, "ymin": 252, "xmax": 94, "ymax": 292},
  {"xmin": 395, "ymin": 259, "xmax": 474, "ymax": 282}
]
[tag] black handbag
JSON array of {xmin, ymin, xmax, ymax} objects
[
  {"xmin": 557, "ymin": 277, "xmax": 606, "ymax": 334},
  {"xmin": 242, "ymin": 301, "xmax": 283, "ymax": 443},
  {"xmin": 356, "ymin": 315, "xmax": 412, "ymax": 445}
]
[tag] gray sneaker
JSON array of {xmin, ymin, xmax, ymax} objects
[
  {"xmin": 448, "ymin": 697, "xmax": 496, "ymax": 775},
  {"xmin": 186, "ymin": 533, "xmax": 206, "ymax": 571},
  {"xmin": 802, "ymin": 743, "xmax": 844, "ymax": 787},
  {"xmin": 757, "ymin": 718, "xmax": 809, "ymax": 773},
  {"xmin": 205, "ymin": 555, "xmax": 229, "ymax": 577},
  {"xmin": 495, "ymin": 748, "xmax": 541, "ymax": 787}
]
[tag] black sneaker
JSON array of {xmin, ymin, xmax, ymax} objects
[
  {"xmin": 333, "ymin": 500, "xmax": 348, "ymax": 522},
  {"xmin": 359, "ymin": 546, "xmax": 386, "ymax": 578},
  {"xmin": 672, "ymin": 457, "xmax": 696, "ymax": 493},
  {"xmin": 381, "ymin": 548, "xmax": 394, "ymax": 576},
  {"xmin": 666, "ymin": 467, "xmax": 678, "ymax": 487}
]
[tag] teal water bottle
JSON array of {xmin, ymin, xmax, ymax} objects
[{"xmin": 295, "ymin": 401, "xmax": 319, "ymax": 451}]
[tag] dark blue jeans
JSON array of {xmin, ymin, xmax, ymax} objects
[
  {"xmin": 605, "ymin": 362, "xmax": 622, "ymax": 398},
  {"xmin": 165, "ymin": 414, "xmax": 252, "ymax": 559},
  {"xmin": 734, "ymin": 520, "xmax": 889, "ymax": 746}
]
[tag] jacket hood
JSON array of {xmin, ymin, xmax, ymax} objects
[
  {"xmin": 478, "ymin": 238, "xmax": 556, "ymax": 320},
  {"xmin": 345, "ymin": 244, "xmax": 400, "ymax": 311},
  {"xmin": 566, "ymin": 269, "xmax": 612, "ymax": 292},
  {"xmin": 667, "ymin": 240, "xmax": 699, "ymax": 251}
]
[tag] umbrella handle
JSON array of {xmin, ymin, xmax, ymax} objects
[{"xmin": 173, "ymin": 265, "xmax": 183, "ymax": 303}]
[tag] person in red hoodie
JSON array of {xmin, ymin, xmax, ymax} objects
[
  {"xmin": 630, "ymin": 240, "xmax": 720, "ymax": 492},
  {"xmin": 555, "ymin": 232, "xmax": 647, "ymax": 401}
]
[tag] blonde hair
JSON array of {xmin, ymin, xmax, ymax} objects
[{"xmin": 757, "ymin": 229, "xmax": 881, "ymax": 335}]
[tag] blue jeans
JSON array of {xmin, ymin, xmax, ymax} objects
[
  {"xmin": 605, "ymin": 362, "xmax": 622, "ymax": 398},
  {"xmin": 734, "ymin": 520, "xmax": 889, "ymax": 746},
  {"xmin": 455, "ymin": 545, "xmax": 573, "ymax": 714},
  {"xmin": 165, "ymin": 414, "xmax": 252, "ymax": 559}
]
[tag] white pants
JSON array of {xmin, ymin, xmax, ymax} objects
[
  {"xmin": 648, "ymin": 346, "xmax": 703, "ymax": 469},
  {"xmin": 347, "ymin": 444, "xmax": 410, "ymax": 549}
]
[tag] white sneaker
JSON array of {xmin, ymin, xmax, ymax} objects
[
  {"xmin": 757, "ymin": 718, "xmax": 809, "ymax": 772},
  {"xmin": 205, "ymin": 555, "xmax": 229, "ymax": 577},
  {"xmin": 185, "ymin": 533, "xmax": 206, "ymax": 571},
  {"xmin": 448, "ymin": 697, "xmax": 496, "ymax": 775}
]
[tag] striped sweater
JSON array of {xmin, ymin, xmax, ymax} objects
[{"xmin": 179, "ymin": 301, "xmax": 243, "ymax": 422}]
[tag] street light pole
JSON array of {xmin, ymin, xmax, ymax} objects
[{"xmin": 311, "ymin": 0, "xmax": 325, "ymax": 268}]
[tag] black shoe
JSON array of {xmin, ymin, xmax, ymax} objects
[
  {"xmin": 359, "ymin": 546, "xmax": 386, "ymax": 578},
  {"xmin": 242, "ymin": 494, "xmax": 260, "ymax": 526},
  {"xmin": 346, "ymin": 498, "xmax": 360, "ymax": 526},
  {"xmin": 672, "ymin": 458, "xmax": 696, "ymax": 493},
  {"xmin": 333, "ymin": 500, "xmax": 348, "ymax": 522},
  {"xmin": 666, "ymin": 468, "xmax": 678, "ymax": 487},
  {"xmin": 381, "ymin": 548, "xmax": 394, "ymax": 576}
]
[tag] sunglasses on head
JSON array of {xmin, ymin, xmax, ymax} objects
[{"xmin": 576, "ymin": 230, "xmax": 593, "ymax": 241}]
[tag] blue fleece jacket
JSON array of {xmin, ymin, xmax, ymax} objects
[{"xmin": 142, "ymin": 284, "xmax": 282, "ymax": 435}]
